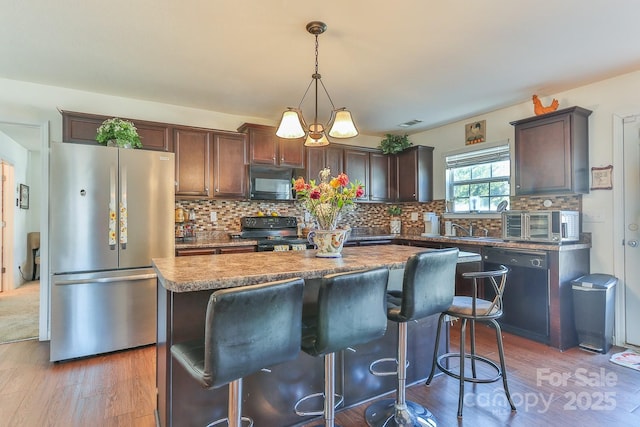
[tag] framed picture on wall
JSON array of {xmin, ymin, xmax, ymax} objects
[
  {"xmin": 19, "ymin": 184, "xmax": 29, "ymax": 209},
  {"xmin": 591, "ymin": 165, "xmax": 613, "ymax": 190},
  {"xmin": 465, "ymin": 120, "xmax": 486, "ymax": 145}
]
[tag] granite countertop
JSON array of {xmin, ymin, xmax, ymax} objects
[
  {"xmin": 153, "ymin": 245, "xmax": 481, "ymax": 293},
  {"xmin": 393, "ymin": 234, "xmax": 592, "ymax": 251},
  {"xmin": 174, "ymin": 232, "xmax": 591, "ymax": 252}
]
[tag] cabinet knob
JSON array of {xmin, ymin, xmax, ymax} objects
[{"xmin": 215, "ymin": 188, "xmax": 219, "ymax": 192}]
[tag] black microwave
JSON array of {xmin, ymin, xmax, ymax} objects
[{"xmin": 249, "ymin": 166, "xmax": 294, "ymax": 200}]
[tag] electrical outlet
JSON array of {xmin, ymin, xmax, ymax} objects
[
  {"xmin": 410, "ymin": 212, "xmax": 419, "ymax": 221},
  {"xmin": 210, "ymin": 212, "xmax": 217, "ymax": 222}
]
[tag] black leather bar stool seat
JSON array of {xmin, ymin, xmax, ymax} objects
[
  {"xmin": 171, "ymin": 278, "xmax": 304, "ymax": 427},
  {"xmin": 295, "ymin": 267, "xmax": 390, "ymax": 427},
  {"xmin": 426, "ymin": 265, "xmax": 516, "ymax": 418},
  {"xmin": 365, "ymin": 248, "xmax": 459, "ymax": 427}
]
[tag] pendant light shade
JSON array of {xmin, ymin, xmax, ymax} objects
[
  {"xmin": 328, "ymin": 108, "xmax": 359, "ymax": 138},
  {"xmin": 304, "ymin": 123, "xmax": 330, "ymax": 146},
  {"xmin": 276, "ymin": 21, "xmax": 358, "ymax": 146},
  {"xmin": 276, "ymin": 109, "xmax": 305, "ymax": 139}
]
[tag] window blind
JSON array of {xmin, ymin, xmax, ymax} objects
[{"xmin": 445, "ymin": 144, "xmax": 510, "ymax": 168}]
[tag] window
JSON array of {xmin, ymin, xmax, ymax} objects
[{"xmin": 445, "ymin": 144, "xmax": 510, "ymax": 212}]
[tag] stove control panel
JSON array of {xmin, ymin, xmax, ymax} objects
[{"xmin": 241, "ymin": 216, "xmax": 297, "ymax": 229}]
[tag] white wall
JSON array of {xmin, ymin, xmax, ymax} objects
[
  {"xmin": 0, "ymin": 131, "xmax": 30, "ymax": 287},
  {"xmin": 409, "ymin": 69, "xmax": 640, "ymax": 275}
]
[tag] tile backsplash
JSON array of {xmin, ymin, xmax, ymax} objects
[{"xmin": 175, "ymin": 194, "xmax": 582, "ymax": 238}]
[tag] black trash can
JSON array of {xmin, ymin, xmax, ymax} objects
[{"xmin": 572, "ymin": 274, "xmax": 617, "ymax": 353}]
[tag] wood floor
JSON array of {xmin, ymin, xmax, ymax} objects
[{"xmin": 1, "ymin": 323, "xmax": 638, "ymax": 427}]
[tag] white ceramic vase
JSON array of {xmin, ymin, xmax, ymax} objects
[{"xmin": 307, "ymin": 228, "xmax": 350, "ymax": 258}]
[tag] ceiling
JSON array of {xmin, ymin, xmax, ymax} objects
[{"xmin": 1, "ymin": 0, "xmax": 640, "ymax": 140}]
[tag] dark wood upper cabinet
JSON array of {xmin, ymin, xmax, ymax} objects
[
  {"xmin": 369, "ymin": 152, "xmax": 394, "ymax": 202},
  {"xmin": 61, "ymin": 110, "xmax": 172, "ymax": 152},
  {"xmin": 511, "ymin": 106, "xmax": 591, "ymax": 195},
  {"xmin": 238, "ymin": 123, "xmax": 304, "ymax": 168},
  {"xmin": 344, "ymin": 148, "xmax": 371, "ymax": 201},
  {"xmin": 211, "ymin": 131, "xmax": 248, "ymax": 198},
  {"xmin": 305, "ymin": 144, "xmax": 345, "ymax": 182},
  {"xmin": 395, "ymin": 145, "xmax": 434, "ymax": 202},
  {"xmin": 174, "ymin": 127, "xmax": 210, "ymax": 198}
]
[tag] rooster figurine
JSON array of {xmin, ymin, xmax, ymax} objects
[{"xmin": 532, "ymin": 95, "xmax": 559, "ymax": 115}]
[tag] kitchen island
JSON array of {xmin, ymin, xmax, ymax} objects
[{"xmin": 153, "ymin": 245, "xmax": 481, "ymax": 427}]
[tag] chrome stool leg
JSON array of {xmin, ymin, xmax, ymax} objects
[{"xmin": 365, "ymin": 322, "xmax": 437, "ymax": 427}]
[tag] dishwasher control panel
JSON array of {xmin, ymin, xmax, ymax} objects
[{"xmin": 483, "ymin": 248, "xmax": 548, "ymax": 269}]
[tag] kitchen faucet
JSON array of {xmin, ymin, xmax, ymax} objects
[{"xmin": 452, "ymin": 223, "xmax": 473, "ymax": 237}]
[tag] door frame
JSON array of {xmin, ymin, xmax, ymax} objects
[
  {"xmin": 612, "ymin": 112, "xmax": 637, "ymax": 348},
  {"xmin": 0, "ymin": 119, "xmax": 50, "ymax": 341}
]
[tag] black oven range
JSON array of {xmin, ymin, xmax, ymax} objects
[{"xmin": 240, "ymin": 216, "xmax": 313, "ymax": 252}]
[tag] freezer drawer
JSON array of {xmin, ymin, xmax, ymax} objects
[{"xmin": 50, "ymin": 268, "xmax": 157, "ymax": 362}]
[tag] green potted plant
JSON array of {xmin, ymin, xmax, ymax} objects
[
  {"xmin": 378, "ymin": 134, "xmax": 412, "ymax": 154},
  {"xmin": 387, "ymin": 205, "xmax": 402, "ymax": 234},
  {"xmin": 96, "ymin": 118, "xmax": 142, "ymax": 148}
]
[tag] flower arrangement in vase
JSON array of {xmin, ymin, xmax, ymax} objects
[
  {"xmin": 293, "ymin": 168, "xmax": 364, "ymax": 230},
  {"xmin": 293, "ymin": 168, "xmax": 364, "ymax": 257},
  {"xmin": 96, "ymin": 118, "xmax": 142, "ymax": 148}
]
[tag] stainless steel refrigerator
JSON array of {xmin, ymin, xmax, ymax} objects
[{"xmin": 49, "ymin": 142, "xmax": 174, "ymax": 362}]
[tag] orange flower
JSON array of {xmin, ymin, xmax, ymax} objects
[
  {"xmin": 293, "ymin": 177, "xmax": 307, "ymax": 192},
  {"xmin": 337, "ymin": 173, "xmax": 349, "ymax": 187}
]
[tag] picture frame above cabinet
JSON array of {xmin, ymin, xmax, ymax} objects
[
  {"xmin": 238, "ymin": 123, "xmax": 305, "ymax": 168},
  {"xmin": 511, "ymin": 106, "xmax": 592, "ymax": 195}
]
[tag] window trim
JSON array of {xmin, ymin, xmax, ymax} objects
[{"xmin": 444, "ymin": 140, "xmax": 510, "ymax": 213}]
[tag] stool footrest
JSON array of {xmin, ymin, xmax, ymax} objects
[
  {"xmin": 437, "ymin": 352, "xmax": 502, "ymax": 384},
  {"xmin": 207, "ymin": 416, "xmax": 253, "ymax": 427},
  {"xmin": 294, "ymin": 392, "xmax": 344, "ymax": 417},
  {"xmin": 369, "ymin": 357, "xmax": 409, "ymax": 377}
]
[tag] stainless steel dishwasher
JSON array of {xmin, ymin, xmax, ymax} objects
[{"xmin": 483, "ymin": 247, "xmax": 550, "ymax": 344}]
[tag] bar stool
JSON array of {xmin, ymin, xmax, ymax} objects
[
  {"xmin": 294, "ymin": 267, "xmax": 390, "ymax": 427},
  {"xmin": 425, "ymin": 265, "xmax": 516, "ymax": 418},
  {"xmin": 365, "ymin": 248, "xmax": 459, "ymax": 427},
  {"xmin": 171, "ymin": 277, "xmax": 304, "ymax": 427}
]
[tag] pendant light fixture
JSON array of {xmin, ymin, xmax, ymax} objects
[{"xmin": 276, "ymin": 21, "xmax": 358, "ymax": 147}]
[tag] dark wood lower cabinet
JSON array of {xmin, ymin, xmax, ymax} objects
[{"xmin": 175, "ymin": 245, "xmax": 256, "ymax": 256}]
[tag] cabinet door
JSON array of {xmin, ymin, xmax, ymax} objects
[
  {"xmin": 306, "ymin": 147, "xmax": 325, "ymax": 181},
  {"xmin": 305, "ymin": 145, "xmax": 345, "ymax": 181},
  {"xmin": 515, "ymin": 114, "xmax": 571, "ymax": 194},
  {"xmin": 396, "ymin": 146, "xmax": 433, "ymax": 202},
  {"xmin": 278, "ymin": 138, "xmax": 305, "ymax": 168},
  {"xmin": 212, "ymin": 132, "xmax": 248, "ymax": 198},
  {"xmin": 454, "ymin": 245, "xmax": 482, "ymax": 297},
  {"xmin": 247, "ymin": 125, "xmax": 278, "ymax": 165},
  {"xmin": 344, "ymin": 149, "xmax": 370, "ymax": 200},
  {"xmin": 369, "ymin": 152, "xmax": 393, "ymax": 202},
  {"xmin": 136, "ymin": 123, "xmax": 172, "ymax": 152},
  {"xmin": 174, "ymin": 128, "xmax": 210, "ymax": 197}
]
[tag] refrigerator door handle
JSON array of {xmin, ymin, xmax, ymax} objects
[
  {"xmin": 120, "ymin": 162, "xmax": 128, "ymax": 249},
  {"xmin": 109, "ymin": 164, "xmax": 117, "ymax": 250},
  {"xmin": 53, "ymin": 273, "xmax": 158, "ymax": 286}
]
